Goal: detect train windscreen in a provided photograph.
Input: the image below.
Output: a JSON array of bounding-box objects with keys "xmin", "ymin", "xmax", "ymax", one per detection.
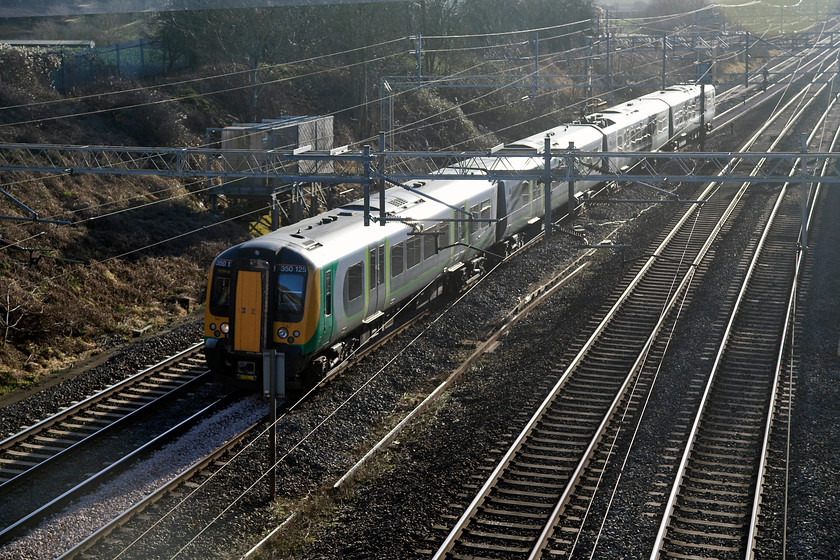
[
  {"xmin": 276, "ymin": 265, "xmax": 307, "ymax": 321},
  {"xmin": 209, "ymin": 265, "xmax": 232, "ymax": 316}
]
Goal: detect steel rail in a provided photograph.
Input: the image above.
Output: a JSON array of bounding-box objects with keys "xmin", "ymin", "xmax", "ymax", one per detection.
[
  {"xmin": 714, "ymin": 23, "xmax": 840, "ymax": 107},
  {"xmin": 240, "ymin": 148, "xmax": 634, "ymax": 558},
  {"xmin": 24, "ymin": 23, "xmax": 840, "ymax": 560},
  {"xmin": 744, "ymin": 92, "xmax": 840, "ymax": 559},
  {"xmin": 432, "ymin": 139, "xmax": 750, "ymax": 560},
  {"xmin": 712, "ymin": 47, "xmax": 839, "ymax": 133},
  {"xmin": 0, "ymin": 342, "xmax": 202, "ymax": 451},
  {"xmin": 0, "ymin": 390, "xmax": 241, "ymax": 545},
  {"xmin": 649, "ymin": 89, "xmax": 840, "ymax": 560},
  {"xmin": 714, "ymin": 28, "xmax": 837, "ymax": 106},
  {"xmin": 590, "ymin": 77, "xmax": 834, "ymax": 559},
  {"xmin": 56, "ymin": 396, "xmax": 260, "ymax": 560},
  {"xmin": 433, "ymin": 53, "xmax": 831, "ymax": 559},
  {"xmin": 648, "ymin": 180, "xmax": 787, "ymax": 560},
  {"xmin": 527, "ymin": 92, "xmax": 815, "ymax": 554},
  {"xmin": 333, "ymin": 259, "xmax": 594, "ymax": 491},
  {"xmin": 61, "ymin": 261, "xmax": 495, "ymax": 557},
  {"xmin": 0, "ymin": 342, "xmax": 206, "ymax": 490},
  {"xmin": 526, "ymin": 180, "xmax": 758, "ymax": 559}
]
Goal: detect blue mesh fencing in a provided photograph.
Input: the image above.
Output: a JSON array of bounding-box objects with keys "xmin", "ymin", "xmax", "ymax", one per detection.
[{"xmin": 53, "ymin": 38, "xmax": 187, "ymax": 92}]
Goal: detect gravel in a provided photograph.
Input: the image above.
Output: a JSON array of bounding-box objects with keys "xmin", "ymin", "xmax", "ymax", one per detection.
[
  {"xmin": 259, "ymin": 95, "xmax": 840, "ymax": 558},
  {"xmin": 1, "ymin": 396, "xmax": 266, "ymax": 560},
  {"xmin": 4, "ymin": 88, "xmax": 838, "ymax": 560},
  {"xmin": 0, "ymin": 319, "xmax": 203, "ymax": 440},
  {"xmin": 0, "ymin": 176, "xmax": 664, "ymax": 559}
]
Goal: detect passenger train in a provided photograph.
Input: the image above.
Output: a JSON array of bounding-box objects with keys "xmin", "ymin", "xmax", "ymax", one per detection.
[{"xmin": 203, "ymin": 84, "xmax": 715, "ymax": 386}]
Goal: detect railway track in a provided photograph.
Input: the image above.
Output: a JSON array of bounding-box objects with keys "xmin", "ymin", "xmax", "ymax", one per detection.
[
  {"xmin": 649, "ymin": 157, "xmax": 801, "ymax": 560},
  {"xmin": 432, "ymin": 50, "xmax": 835, "ymax": 560},
  {"xmin": 649, "ymin": 84, "xmax": 840, "ymax": 560},
  {"xmin": 41, "ymin": 295, "xmax": 441, "ymax": 558},
  {"xmin": 713, "ymin": 30, "xmax": 840, "ymax": 131},
  {"xmin": 0, "ymin": 343, "xmax": 207, "ymax": 490},
  {"xmin": 55, "ymin": 405, "xmax": 265, "ymax": 560},
  {"xmin": 433, "ymin": 174, "xmax": 745, "ymax": 560},
  {"xmin": 6, "ymin": 29, "xmax": 839, "ymax": 560},
  {"xmin": 49, "ymin": 204, "xmax": 591, "ymax": 559},
  {"xmin": 0, "ymin": 342, "xmax": 239, "ymax": 545}
]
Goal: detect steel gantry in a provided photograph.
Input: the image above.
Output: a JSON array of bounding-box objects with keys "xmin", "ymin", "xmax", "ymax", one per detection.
[
  {"xmin": 0, "ymin": 142, "xmax": 835, "ymax": 243},
  {"xmin": 2, "ymin": 143, "xmax": 837, "ymax": 185}
]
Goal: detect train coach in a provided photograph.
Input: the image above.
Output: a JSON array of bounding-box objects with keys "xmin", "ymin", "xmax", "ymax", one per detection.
[{"xmin": 203, "ymin": 84, "xmax": 714, "ymax": 386}]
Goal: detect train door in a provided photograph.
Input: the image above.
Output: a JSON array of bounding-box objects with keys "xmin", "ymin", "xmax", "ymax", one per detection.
[
  {"xmin": 367, "ymin": 243, "xmax": 386, "ymax": 317},
  {"xmin": 495, "ymin": 182, "xmax": 508, "ymax": 242},
  {"xmin": 453, "ymin": 204, "xmax": 468, "ymax": 259},
  {"xmin": 233, "ymin": 266, "xmax": 267, "ymax": 353},
  {"xmin": 530, "ymin": 180, "xmax": 543, "ymax": 217}
]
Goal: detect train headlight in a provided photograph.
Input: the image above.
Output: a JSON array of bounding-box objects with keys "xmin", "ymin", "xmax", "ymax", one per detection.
[
  {"xmin": 209, "ymin": 323, "xmax": 217, "ymax": 331},
  {"xmin": 277, "ymin": 327, "xmax": 289, "ymax": 339},
  {"xmin": 220, "ymin": 322, "xmax": 230, "ymax": 334},
  {"xmin": 293, "ymin": 330, "xmax": 300, "ymax": 337}
]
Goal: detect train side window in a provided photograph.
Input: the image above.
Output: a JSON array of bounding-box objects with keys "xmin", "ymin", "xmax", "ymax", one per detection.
[
  {"xmin": 407, "ymin": 236, "xmax": 421, "ymax": 269},
  {"xmin": 424, "ymin": 224, "xmax": 438, "ymax": 258},
  {"xmin": 480, "ymin": 199, "xmax": 492, "ymax": 220},
  {"xmin": 456, "ymin": 206, "xmax": 467, "ymax": 242},
  {"xmin": 325, "ymin": 270, "xmax": 332, "ymax": 316},
  {"xmin": 368, "ymin": 245, "xmax": 385, "ymax": 291},
  {"xmin": 377, "ymin": 244, "xmax": 385, "ymax": 285},
  {"xmin": 520, "ymin": 181, "xmax": 529, "ymax": 207},
  {"xmin": 391, "ymin": 242, "xmax": 404, "ymax": 277},
  {"xmin": 469, "ymin": 204, "xmax": 480, "ymax": 242},
  {"xmin": 346, "ymin": 262, "xmax": 363, "ymax": 301}
]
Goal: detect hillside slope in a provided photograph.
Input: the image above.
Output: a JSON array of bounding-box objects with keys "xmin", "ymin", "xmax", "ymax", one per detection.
[
  {"xmin": 0, "ymin": 43, "xmax": 513, "ymax": 393},
  {"xmin": 0, "ymin": 45, "xmax": 251, "ymax": 390}
]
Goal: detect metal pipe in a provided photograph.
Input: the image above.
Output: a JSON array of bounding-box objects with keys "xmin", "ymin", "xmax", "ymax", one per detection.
[{"xmin": 543, "ymin": 136, "xmax": 552, "ymax": 239}]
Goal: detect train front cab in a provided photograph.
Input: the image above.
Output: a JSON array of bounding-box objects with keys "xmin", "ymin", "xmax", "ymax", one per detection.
[{"xmin": 203, "ymin": 247, "xmax": 327, "ymax": 385}]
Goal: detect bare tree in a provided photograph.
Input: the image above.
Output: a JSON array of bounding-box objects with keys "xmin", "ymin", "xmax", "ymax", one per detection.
[{"xmin": 1, "ymin": 279, "xmax": 42, "ymax": 348}]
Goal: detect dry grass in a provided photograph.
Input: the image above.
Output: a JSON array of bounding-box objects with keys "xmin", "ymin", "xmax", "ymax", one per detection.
[
  {"xmin": 0, "ymin": 32, "xmax": 710, "ymax": 394},
  {"xmin": 0, "ymin": 48, "xmax": 252, "ymax": 392}
]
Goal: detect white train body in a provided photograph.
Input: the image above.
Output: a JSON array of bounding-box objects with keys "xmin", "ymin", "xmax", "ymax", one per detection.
[{"xmin": 203, "ymin": 85, "xmax": 715, "ymax": 381}]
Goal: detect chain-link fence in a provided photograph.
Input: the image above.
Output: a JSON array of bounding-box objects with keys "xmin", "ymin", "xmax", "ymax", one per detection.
[{"xmin": 53, "ymin": 38, "xmax": 187, "ymax": 92}]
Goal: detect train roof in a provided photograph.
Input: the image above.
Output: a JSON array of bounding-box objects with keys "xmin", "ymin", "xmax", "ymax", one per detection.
[
  {"xmin": 219, "ymin": 84, "xmax": 717, "ymax": 267},
  {"xmin": 639, "ymin": 84, "xmax": 713, "ymax": 107},
  {"xmin": 583, "ymin": 97, "xmax": 670, "ymax": 130},
  {"xmin": 579, "ymin": 84, "xmax": 712, "ymax": 131},
  {"xmin": 505, "ymin": 123, "xmax": 604, "ymax": 152},
  {"xmin": 437, "ymin": 124, "xmax": 603, "ymax": 174},
  {"xmin": 232, "ymin": 176, "xmax": 496, "ymax": 266}
]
